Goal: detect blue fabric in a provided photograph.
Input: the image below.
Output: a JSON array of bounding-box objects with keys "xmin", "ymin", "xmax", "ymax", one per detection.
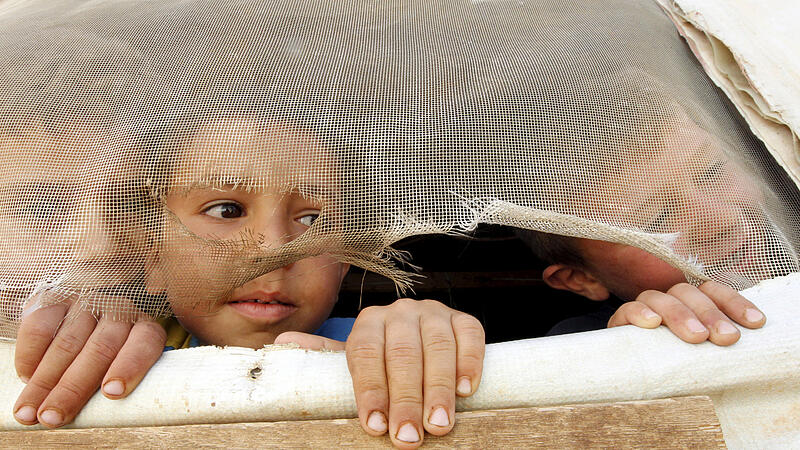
[
  {"xmin": 188, "ymin": 334, "xmax": 203, "ymax": 348},
  {"xmin": 312, "ymin": 317, "xmax": 355, "ymax": 342}
]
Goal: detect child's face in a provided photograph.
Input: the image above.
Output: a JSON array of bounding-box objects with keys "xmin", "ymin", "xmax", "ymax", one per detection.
[
  {"xmin": 150, "ymin": 118, "xmax": 349, "ymax": 348},
  {"xmin": 0, "ymin": 121, "xmax": 149, "ymax": 327},
  {"xmin": 575, "ymin": 238, "xmax": 684, "ymax": 301},
  {"xmin": 576, "ymin": 119, "xmax": 775, "ymax": 299}
]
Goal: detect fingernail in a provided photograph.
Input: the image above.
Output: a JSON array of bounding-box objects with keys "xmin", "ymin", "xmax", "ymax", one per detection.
[
  {"xmin": 429, "ymin": 407, "xmax": 449, "ymax": 427},
  {"xmin": 103, "ymin": 379, "xmax": 125, "ymax": 397},
  {"xmin": 717, "ymin": 321, "xmax": 739, "ymax": 335},
  {"xmin": 457, "ymin": 377, "xmax": 472, "ymax": 396},
  {"xmin": 367, "ymin": 411, "xmax": 387, "ymax": 433},
  {"xmin": 396, "ymin": 423, "xmax": 420, "ymax": 443},
  {"xmin": 19, "ymin": 375, "xmax": 30, "ymax": 384},
  {"xmin": 643, "ymin": 308, "xmax": 659, "ymax": 320},
  {"xmin": 39, "ymin": 409, "xmax": 63, "ymax": 427},
  {"xmin": 14, "ymin": 406, "xmax": 37, "ymax": 423},
  {"xmin": 745, "ymin": 308, "xmax": 764, "ymax": 323},
  {"xmin": 687, "ymin": 318, "xmax": 707, "ymax": 334}
]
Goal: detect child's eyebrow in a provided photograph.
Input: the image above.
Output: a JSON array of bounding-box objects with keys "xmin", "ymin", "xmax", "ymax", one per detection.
[
  {"xmin": 686, "ymin": 138, "xmax": 719, "ymax": 164},
  {"xmin": 183, "ymin": 173, "xmax": 335, "ymax": 199},
  {"xmin": 294, "ymin": 182, "xmax": 335, "ymax": 200}
]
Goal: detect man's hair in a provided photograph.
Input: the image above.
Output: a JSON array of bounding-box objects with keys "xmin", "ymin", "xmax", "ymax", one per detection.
[{"xmin": 514, "ymin": 228, "xmax": 586, "ymax": 268}]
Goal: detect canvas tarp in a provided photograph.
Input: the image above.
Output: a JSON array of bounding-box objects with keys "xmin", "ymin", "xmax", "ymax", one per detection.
[{"xmin": 656, "ymin": 0, "xmax": 800, "ymax": 189}]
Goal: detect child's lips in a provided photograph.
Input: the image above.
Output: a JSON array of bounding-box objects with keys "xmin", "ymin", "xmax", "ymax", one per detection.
[{"xmin": 226, "ymin": 291, "xmax": 297, "ymax": 322}]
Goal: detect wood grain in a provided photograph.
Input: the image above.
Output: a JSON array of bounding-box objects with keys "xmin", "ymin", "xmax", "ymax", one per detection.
[{"xmin": 1, "ymin": 396, "xmax": 725, "ymax": 448}]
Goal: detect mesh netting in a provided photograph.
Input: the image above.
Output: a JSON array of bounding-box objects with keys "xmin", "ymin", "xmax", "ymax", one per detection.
[{"xmin": 1, "ymin": 0, "xmax": 798, "ymax": 340}]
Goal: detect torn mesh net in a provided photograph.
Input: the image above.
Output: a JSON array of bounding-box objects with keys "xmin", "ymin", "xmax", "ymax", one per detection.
[{"xmin": 1, "ymin": 0, "xmax": 798, "ymax": 339}]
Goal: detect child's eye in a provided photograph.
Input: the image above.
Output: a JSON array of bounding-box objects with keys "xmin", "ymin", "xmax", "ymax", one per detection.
[
  {"xmin": 297, "ymin": 213, "xmax": 319, "ymax": 227},
  {"xmin": 694, "ymin": 160, "xmax": 727, "ymax": 186},
  {"xmin": 19, "ymin": 198, "xmax": 70, "ymax": 221},
  {"xmin": 644, "ymin": 209, "xmax": 671, "ymax": 233},
  {"xmin": 7, "ymin": 183, "xmax": 72, "ymax": 223},
  {"xmin": 203, "ymin": 202, "xmax": 244, "ymax": 219}
]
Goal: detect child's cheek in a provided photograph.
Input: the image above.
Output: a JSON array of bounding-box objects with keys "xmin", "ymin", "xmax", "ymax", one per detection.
[
  {"xmin": 290, "ymin": 257, "xmax": 344, "ymax": 314},
  {"xmin": 623, "ymin": 246, "xmax": 686, "ymax": 291},
  {"xmin": 173, "ymin": 310, "xmax": 225, "ymax": 346}
]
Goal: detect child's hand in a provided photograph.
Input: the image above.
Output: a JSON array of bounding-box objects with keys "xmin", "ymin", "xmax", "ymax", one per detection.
[
  {"xmin": 607, "ymin": 281, "xmax": 766, "ymax": 346},
  {"xmin": 13, "ymin": 295, "xmax": 166, "ymax": 428},
  {"xmin": 276, "ymin": 299, "xmax": 485, "ymax": 449}
]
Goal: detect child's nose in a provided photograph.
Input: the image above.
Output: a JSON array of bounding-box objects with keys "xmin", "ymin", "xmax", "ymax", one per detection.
[
  {"xmin": 251, "ymin": 208, "xmax": 295, "ymax": 249},
  {"xmin": 248, "ymin": 209, "xmax": 299, "ymax": 274},
  {"xmin": 681, "ymin": 190, "xmax": 744, "ymax": 259}
]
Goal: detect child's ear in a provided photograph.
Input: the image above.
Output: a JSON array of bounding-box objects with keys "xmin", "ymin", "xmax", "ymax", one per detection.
[
  {"xmin": 541, "ymin": 264, "xmax": 610, "ymax": 301},
  {"xmin": 144, "ymin": 252, "xmax": 167, "ymax": 295}
]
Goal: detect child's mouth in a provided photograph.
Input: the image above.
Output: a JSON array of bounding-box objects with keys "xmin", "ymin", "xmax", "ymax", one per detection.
[
  {"xmin": 229, "ymin": 299, "xmax": 289, "ymax": 305},
  {"xmin": 226, "ymin": 295, "xmax": 297, "ymax": 322}
]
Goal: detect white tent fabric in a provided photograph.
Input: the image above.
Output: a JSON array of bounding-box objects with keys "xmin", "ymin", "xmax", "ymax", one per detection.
[
  {"xmin": 2, "ymin": 273, "xmax": 799, "ymax": 447},
  {"xmin": 656, "ymin": 0, "xmax": 800, "ymax": 188}
]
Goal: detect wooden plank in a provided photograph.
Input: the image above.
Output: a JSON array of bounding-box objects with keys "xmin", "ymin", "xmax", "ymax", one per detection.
[{"xmin": 1, "ymin": 396, "xmax": 725, "ymax": 449}]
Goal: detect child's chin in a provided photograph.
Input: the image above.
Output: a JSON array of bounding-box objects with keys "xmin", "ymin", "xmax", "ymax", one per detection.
[{"xmin": 230, "ymin": 329, "xmax": 289, "ymax": 349}]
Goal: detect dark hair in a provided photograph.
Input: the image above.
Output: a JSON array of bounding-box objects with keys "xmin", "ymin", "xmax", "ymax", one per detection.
[{"xmin": 514, "ymin": 228, "xmax": 585, "ymax": 268}]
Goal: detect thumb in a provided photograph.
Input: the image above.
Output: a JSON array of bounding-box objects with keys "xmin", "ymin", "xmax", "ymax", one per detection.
[
  {"xmin": 607, "ymin": 301, "xmax": 662, "ymax": 329},
  {"xmin": 274, "ymin": 331, "xmax": 346, "ymax": 351}
]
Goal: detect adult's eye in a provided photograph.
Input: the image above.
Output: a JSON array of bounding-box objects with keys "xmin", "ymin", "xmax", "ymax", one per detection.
[
  {"xmin": 203, "ymin": 202, "xmax": 244, "ymax": 219},
  {"xmin": 297, "ymin": 213, "xmax": 319, "ymax": 227}
]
